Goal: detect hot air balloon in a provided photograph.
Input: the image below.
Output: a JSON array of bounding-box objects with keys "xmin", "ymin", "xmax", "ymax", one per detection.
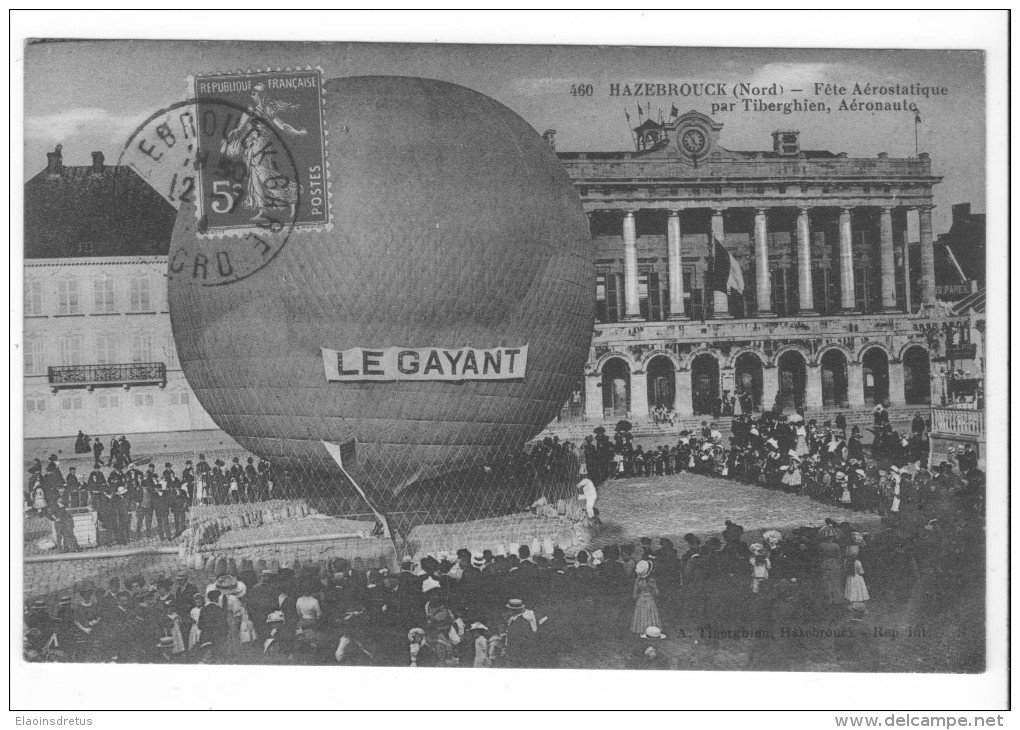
[{"xmin": 168, "ymin": 76, "xmax": 594, "ymax": 532}]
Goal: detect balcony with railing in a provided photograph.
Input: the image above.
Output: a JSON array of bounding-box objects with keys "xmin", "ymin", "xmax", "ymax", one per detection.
[
  {"xmin": 930, "ymin": 406, "xmax": 984, "ymax": 439},
  {"xmin": 48, "ymin": 362, "xmax": 167, "ymax": 392}
]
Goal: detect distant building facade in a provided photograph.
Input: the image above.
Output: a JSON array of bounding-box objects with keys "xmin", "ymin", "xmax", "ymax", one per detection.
[
  {"xmin": 24, "ymin": 117, "xmax": 982, "ymax": 440},
  {"xmin": 555, "ymin": 111, "xmax": 969, "ymax": 420},
  {"xmin": 23, "ymin": 147, "xmax": 216, "ymax": 439}
]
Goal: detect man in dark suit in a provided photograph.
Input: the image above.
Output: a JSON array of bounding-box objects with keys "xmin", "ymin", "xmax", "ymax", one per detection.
[
  {"xmin": 512, "ymin": 544, "xmax": 539, "ymax": 604},
  {"xmin": 197, "ymin": 590, "xmax": 227, "ymax": 662},
  {"xmin": 153, "ymin": 479, "xmax": 172, "ymax": 541},
  {"xmin": 395, "ymin": 559, "xmax": 422, "ymax": 632},
  {"xmin": 958, "ymin": 444, "xmax": 978, "ymax": 474},
  {"xmin": 245, "ymin": 570, "xmax": 276, "ymax": 639},
  {"xmin": 171, "ymin": 572, "xmax": 199, "ymax": 616},
  {"xmin": 111, "ymin": 486, "xmax": 131, "ymax": 545},
  {"xmin": 456, "ymin": 552, "xmax": 484, "ymax": 620},
  {"xmin": 138, "ymin": 468, "xmax": 156, "ymax": 539}
]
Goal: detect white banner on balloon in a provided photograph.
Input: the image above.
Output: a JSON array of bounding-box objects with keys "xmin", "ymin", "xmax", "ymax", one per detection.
[{"xmin": 321, "ymin": 345, "xmax": 529, "ymax": 382}]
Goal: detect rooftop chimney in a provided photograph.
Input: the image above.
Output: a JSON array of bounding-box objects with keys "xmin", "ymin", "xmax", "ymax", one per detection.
[
  {"xmin": 771, "ymin": 129, "xmax": 800, "ymax": 156},
  {"xmin": 542, "ymin": 129, "xmax": 557, "ymax": 151},
  {"xmin": 91, "ymin": 151, "xmax": 105, "ymax": 175},
  {"xmin": 45, "ymin": 144, "xmax": 63, "ymax": 178}
]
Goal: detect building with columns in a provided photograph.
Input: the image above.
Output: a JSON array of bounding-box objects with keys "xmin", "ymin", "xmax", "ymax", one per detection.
[
  {"xmin": 23, "ymin": 127, "xmax": 978, "ymax": 440},
  {"xmin": 557, "ymin": 111, "xmax": 954, "ymax": 421}
]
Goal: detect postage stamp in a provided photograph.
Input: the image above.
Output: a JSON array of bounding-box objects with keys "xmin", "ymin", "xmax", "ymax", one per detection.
[{"xmin": 190, "ymin": 67, "xmax": 330, "ymax": 234}]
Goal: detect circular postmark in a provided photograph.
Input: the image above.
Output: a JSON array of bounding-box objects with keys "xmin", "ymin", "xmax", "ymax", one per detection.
[{"xmin": 117, "ymin": 98, "xmax": 302, "ymax": 286}]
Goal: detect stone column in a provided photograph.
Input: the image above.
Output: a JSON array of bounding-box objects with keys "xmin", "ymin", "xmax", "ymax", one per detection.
[
  {"xmin": 903, "ymin": 236, "xmax": 913, "ymax": 314},
  {"xmin": 584, "ymin": 373, "xmax": 603, "ymax": 421},
  {"xmin": 754, "ymin": 208, "xmax": 774, "ymax": 316},
  {"xmin": 710, "ymin": 208, "xmax": 731, "ymax": 318},
  {"xmin": 630, "ymin": 369, "xmax": 649, "ymax": 419},
  {"xmin": 887, "ymin": 360, "xmax": 906, "ymax": 406},
  {"xmin": 796, "ymin": 207, "xmax": 816, "ymax": 314},
  {"xmin": 667, "ymin": 211, "xmax": 685, "ymax": 319},
  {"xmin": 805, "ymin": 364, "xmax": 824, "ymax": 410},
  {"xmin": 919, "ymin": 205, "xmax": 936, "ymax": 305},
  {"xmin": 847, "ymin": 362, "xmax": 865, "ymax": 408},
  {"xmin": 879, "ymin": 206, "xmax": 898, "ymax": 311},
  {"xmin": 838, "ymin": 207, "xmax": 857, "ymax": 312},
  {"xmin": 762, "ymin": 366, "xmax": 779, "ymax": 410},
  {"xmin": 674, "ymin": 368, "xmax": 693, "ymax": 417},
  {"xmin": 622, "ymin": 211, "xmax": 643, "ymax": 320}
]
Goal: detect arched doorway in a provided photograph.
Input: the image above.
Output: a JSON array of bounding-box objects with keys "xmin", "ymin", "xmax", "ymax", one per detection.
[
  {"xmin": 861, "ymin": 347, "xmax": 890, "ymax": 406},
  {"xmin": 820, "ymin": 349, "xmax": 849, "ymax": 408},
  {"xmin": 691, "ymin": 353, "xmax": 720, "ymax": 416},
  {"xmin": 734, "ymin": 352, "xmax": 764, "ymax": 414},
  {"xmin": 902, "ymin": 346, "xmax": 931, "ymax": 405},
  {"xmin": 646, "ymin": 356, "xmax": 676, "ymax": 410},
  {"xmin": 601, "ymin": 358, "xmax": 631, "ymax": 417},
  {"xmin": 777, "ymin": 350, "xmax": 807, "ymax": 411}
]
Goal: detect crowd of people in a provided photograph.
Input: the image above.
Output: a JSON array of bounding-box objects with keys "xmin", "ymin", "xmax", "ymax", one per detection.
[
  {"xmin": 578, "ymin": 406, "xmax": 983, "ymax": 515},
  {"xmin": 25, "ymin": 452, "xmax": 294, "ymax": 551},
  {"xmin": 23, "ymin": 482, "xmax": 981, "ymax": 669},
  {"xmin": 24, "ymin": 406, "xmax": 984, "ymax": 668}
]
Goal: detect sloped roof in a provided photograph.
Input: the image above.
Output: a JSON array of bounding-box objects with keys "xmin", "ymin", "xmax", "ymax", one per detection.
[
  {"xmin": 24, "ymin": 162, "xmax": 176, "ymax": 259},
  {"xmin": 632, "ymin": 118, "xmax": 663, "ymax": 133},
  {"xmin": 950, "ymin": 289, "xmax": 985, "ymax": 316}
]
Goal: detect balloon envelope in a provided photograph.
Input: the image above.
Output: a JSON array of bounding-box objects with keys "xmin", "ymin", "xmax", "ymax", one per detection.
[{"xmin": 169, "ymin": 76, "xmax": 595, "ymax": 500}]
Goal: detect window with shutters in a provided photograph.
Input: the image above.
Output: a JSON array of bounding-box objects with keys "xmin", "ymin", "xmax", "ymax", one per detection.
[
  {"xmin": 94, "ymin": 276, "xmax": 116, "ymax": 313},
  {"xmin": 95, "ymin": 335, "xmax": 120, "ymax": 364},
  {"xmin": 26, "ymin": 398, "xmax": 47, "ymax": 413},
  {"xmin": 24, "ymin": 280, "xmax": 44, "ymax": 316},
  {"xmin": 129, "ymin": 278, "xmax": 152, "ymax": 312},
  {"xmin": 57, "ymin": 280, "xmax": 81, "ymax": 315},
  {"xmin": 130, "ymin": 331, "xmax": 153, "ymax": 363},
  {"xmin": 98, "ymin": 394, "xmax": 121, "ymax": 409},
  {"xmin": 24, "ymin": 338, "xmax": 46, "ymax": 375},
  {"xmin": 58, "ymin": 336, "xmax": 83, "ymax": 366}
]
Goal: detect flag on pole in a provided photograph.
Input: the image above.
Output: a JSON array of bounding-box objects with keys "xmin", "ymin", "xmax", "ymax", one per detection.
[
  {"xmin": 670, "ymin": 103, "xmax": 679, "ymax": 118},
  {"xmin": 624, "ymin": 108, "xmax": 630, "ymax": 122},
  {"xmin": 915, "ymin": 110, "xmax": 922, "ymax": 124},
  {"xmin": 712, "ymin": 239, "xmax": 745, "ymax": 295},
  {"xmin": 637, "ymin": 104, "xmax": 643, "ymax": 119}
]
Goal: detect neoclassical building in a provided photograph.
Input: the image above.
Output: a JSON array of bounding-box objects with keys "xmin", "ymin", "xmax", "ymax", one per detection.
[{"xmin": 555, "ymin": 111, "xmax": 949, "ymax": 420}]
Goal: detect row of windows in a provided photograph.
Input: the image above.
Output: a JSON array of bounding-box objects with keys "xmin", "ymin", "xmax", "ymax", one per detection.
[
  {"xmin": 23, "ymin": 334, "xmax": 178, "ymax": 375},
  {"xmin": 25, "ymin": 391, "xmax": 189, "ymax": 413},
  {"xmin": 24, "ymin": 276, "xmax": 166, "ymax": 317}
]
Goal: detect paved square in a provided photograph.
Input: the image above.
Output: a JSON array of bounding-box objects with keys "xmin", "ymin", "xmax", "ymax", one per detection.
[{"xmin": 592, "ymin": 472, "xmax": 877, "ymax": 546}]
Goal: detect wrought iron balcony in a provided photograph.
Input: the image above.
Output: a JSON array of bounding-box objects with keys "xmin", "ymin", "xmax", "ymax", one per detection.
[{"xmin": 48, "ymin": 362, "xmax": 167, "ymax": 392}]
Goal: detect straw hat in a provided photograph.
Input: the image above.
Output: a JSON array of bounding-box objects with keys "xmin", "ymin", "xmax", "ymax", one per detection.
[
  {"xmin": 506, "ymin": 598, "xmax": 526, "ymax": 611},
  {"xmin": 641, "ymin": 626, "xmax": 666, "ymax": 640},
  {"xmin": 635, "ymin": 560, "xmax": 653, "ymax": 578},
  {"xmin": 214, "ymin": 575, "xmax": 247, "ymax": 599}
]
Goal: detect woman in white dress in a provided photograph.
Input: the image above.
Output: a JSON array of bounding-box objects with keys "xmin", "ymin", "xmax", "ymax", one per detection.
[{"xmin": 844, "ymin": 544, "xmax": 870, "ymax": 614}]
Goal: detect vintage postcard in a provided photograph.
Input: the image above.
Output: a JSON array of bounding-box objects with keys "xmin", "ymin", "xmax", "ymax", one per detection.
[{"xmin": 12, "ymin": 11, "xmax": 1007, "ymax": 715}]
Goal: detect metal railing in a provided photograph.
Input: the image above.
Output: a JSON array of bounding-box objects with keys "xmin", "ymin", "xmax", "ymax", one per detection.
[
  {"xmin": 48, "ymin": 362, "xmax": 167, "ymax": 391},
  {"xmin": 930, "ymin": 406, "xmax": 984, "ymax": 438}
]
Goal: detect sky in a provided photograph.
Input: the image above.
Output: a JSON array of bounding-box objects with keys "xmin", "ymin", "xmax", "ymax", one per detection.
[{"xmin": 24, "ymin": 42, "xmax": 984, "ymax": 233}]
